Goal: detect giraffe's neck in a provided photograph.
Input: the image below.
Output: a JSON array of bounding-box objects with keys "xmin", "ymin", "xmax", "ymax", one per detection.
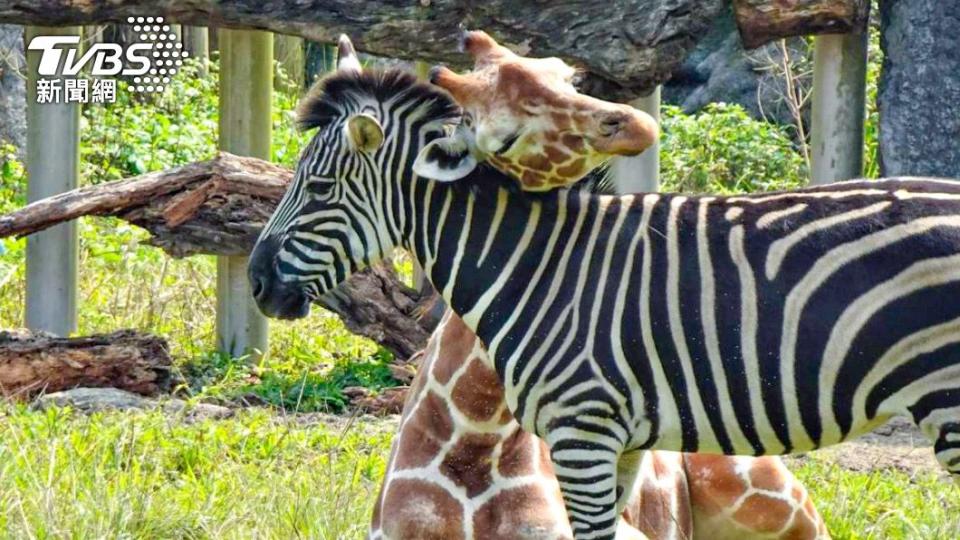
[
  {"xmin": 370, "ymin": 312, "xmax": 830, "ymax": 540},
  {"xmin": 369, "ymin": 312, "xmax": 571, "ymax": 540}
]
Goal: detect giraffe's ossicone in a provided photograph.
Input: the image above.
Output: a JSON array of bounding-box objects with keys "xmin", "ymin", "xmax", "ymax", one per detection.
[
  {"xmin": 413, "ymin": 30, "xmax": 659, "ymax": 191},
  {"xmin": 370, "ymin": 312, "xmax": 830, "ymax": 540}
]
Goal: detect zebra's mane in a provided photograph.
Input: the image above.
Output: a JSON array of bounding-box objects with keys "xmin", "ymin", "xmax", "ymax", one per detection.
[
  {"xmin": 296, "ymin": 68, "xmax": 462, "ymax": 131},
  {"xmin": 296, "ymin": 66, "xmax": 614, "ymax": 198}
]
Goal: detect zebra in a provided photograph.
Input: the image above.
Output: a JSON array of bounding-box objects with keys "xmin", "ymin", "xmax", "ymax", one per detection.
[{"xmin": 249, "ymin": 37, "xmax": 960, "ymax": 540}]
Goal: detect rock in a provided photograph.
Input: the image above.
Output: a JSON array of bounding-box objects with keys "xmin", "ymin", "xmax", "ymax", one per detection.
[
  {"xmin": 387, "ymin": 363, "xmax": 417, "ymax": 385},
  {"xmin": 350, "ymin": 386, "xmax": 409, "ymax": 416},
  {"xmin": 35, "ymin": 387, "xmax": 234, "ymax": 420},
  {"xmin": 0, "ymin": 24, "xmax": 25, "ymax": 152},
  {"xmin": 878, "ymin": 0, "xmax": 960, "ymax": 177},
  {"xmin": 662, "ymin": 6, "xmax": 810, "ymax": 126},
  {"xmin": 161, "ymin": 399, "xmax": 234, "ymax": 420},
  {"xmin": 36, "ymin": 387, "xmax": 152, "ymax": 412}
]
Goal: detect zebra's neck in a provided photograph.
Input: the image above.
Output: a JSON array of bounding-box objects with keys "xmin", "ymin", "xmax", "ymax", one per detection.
[{"xmin": 401, "ymin": 173, "xmax": 624, "ymax": 359}]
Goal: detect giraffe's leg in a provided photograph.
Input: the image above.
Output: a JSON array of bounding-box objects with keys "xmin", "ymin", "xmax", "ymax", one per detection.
[
  {"xmin": 614, "ymin": 449, "xmax": 644, "ymax": 513},
  {"xmin": 548, "ymin": 442, "xmax": 621, "ymax": 540}
]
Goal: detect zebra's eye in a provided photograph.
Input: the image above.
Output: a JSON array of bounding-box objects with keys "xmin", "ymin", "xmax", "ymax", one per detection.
[
  {"xmin": 306, "ymin": 175, "xmax": 335, "ymax": 194},
  {"xmin": 424, "ymin": 129, "xmax": 445, "ymax": 144}
]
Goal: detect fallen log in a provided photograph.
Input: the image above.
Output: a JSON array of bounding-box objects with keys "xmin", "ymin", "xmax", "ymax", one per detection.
[
  {"xmin": 0, "ymin": 329, "xmax": 174, "ymax": 398},
  {"xmin": 0, "ymin": 153, "xmax": 438, "ymax": 360},
  {"xmin": 0, "ymin": 153, "xmax": 289, "ymax": 257},
  {"xmin": 732, "ymin": 0, "xmax": 870, "ymax": 49},
  {"xmin": 0, "ymin": 0, "xmax": 727, "ymax": 100}
]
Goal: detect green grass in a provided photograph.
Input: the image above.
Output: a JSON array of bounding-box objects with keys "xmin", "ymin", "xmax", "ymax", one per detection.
[
  {"xmin": 0, "ymin": 405, "xmax": 956, "ymax": 540},
  {"xmin": 0, "ymin": 405, "xmax": 393, "ymax": 539},
  {"xmin": 793, "ymin": 462, "xmax": 960, "ymax": 539}
]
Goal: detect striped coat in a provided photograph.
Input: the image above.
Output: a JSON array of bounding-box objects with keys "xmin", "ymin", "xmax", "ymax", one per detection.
[{"xmin": 249, "ymin": 66, "xmax": 960, "ymax": 539}]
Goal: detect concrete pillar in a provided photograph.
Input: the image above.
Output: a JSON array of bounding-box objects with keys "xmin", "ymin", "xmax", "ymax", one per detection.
[
  {"xmin": 183, "ymin": 26, "xmax": 209, "ymax": 76},
  {"xmin": 274, "ymin": 34, "xmax": 304, "ymax": 90},
  {"xmin": 610, "ymin": 87, "xmax": 661, "ymax": 193},
  {"xmin": 217, "ymin": 29, "xmax": 272, "ymax": 358},
  {"xmin": 809, "ymin": 32, "xmax": 868, "ymax": 185},
  {"xmin": 24, "ymin": 26, "xmax": 81, "ymax": 336}
]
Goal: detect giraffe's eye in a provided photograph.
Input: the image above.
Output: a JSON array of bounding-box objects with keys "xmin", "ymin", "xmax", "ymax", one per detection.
[{"xmin": 494, "ymin": 131, "xmax": 521, "ymax": 156}]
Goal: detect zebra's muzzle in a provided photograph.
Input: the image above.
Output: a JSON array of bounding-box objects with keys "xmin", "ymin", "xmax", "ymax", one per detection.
[{"xmin": 248, "ymin": 235, "xmax": 312, "ymax": 320}]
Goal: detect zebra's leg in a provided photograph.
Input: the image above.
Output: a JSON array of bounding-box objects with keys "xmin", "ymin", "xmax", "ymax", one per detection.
[
  {"xmin": 548, "ymin": 442, "xmax": 622, "ymax": 540},
  {"xmin": 934, "ymin": 421, "xmax": 960, "ymax": 486},
  {"xmin": 615, "ymin": 449, "xmax": 644, "ymax": 513},
  {"xmin": 911, "ymin": 403, "xmax": 960, "ymax": 484}
]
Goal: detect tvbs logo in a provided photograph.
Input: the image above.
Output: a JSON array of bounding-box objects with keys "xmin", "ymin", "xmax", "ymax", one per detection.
[{"xmin": 28, "ymin": 16, "xmax": 188, "ymax": 102}]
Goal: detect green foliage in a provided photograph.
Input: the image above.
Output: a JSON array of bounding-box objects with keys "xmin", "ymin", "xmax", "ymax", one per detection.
[
  {"xmin": 80, "ymin": 59, "xmax": 220, "ymax": 183},
  {"xmin": 863, "ymin": 22, "xmax": 883, "ymax": 179},
  {"xmin": 80, "ymin": 57, "xmax": 309, "ymax": 184},
  {"xmin": 183, "ymin": 347, "xmax": 397, "ymax": 413},
  {"xmin": 659, "ymin": 103, "xmax": 808, "ymax": 194},
  {"xmin": 0, "ymin": 143, "xmax": 25, "ymax": 214}
]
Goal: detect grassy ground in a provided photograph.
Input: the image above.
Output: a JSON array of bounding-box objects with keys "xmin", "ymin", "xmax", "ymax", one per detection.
[{"xmin": 0, "ymin": 405, "xmax": 956, "ymax": 540}]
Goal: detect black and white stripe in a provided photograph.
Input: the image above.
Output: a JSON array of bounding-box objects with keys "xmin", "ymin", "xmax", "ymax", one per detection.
[{"xmin": 250, "ymin": 67, "xmax": 960, "ymax": 540}]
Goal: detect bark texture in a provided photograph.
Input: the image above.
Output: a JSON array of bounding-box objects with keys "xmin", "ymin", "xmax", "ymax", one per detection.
[
  {"xmin": 0, "ymin": 153, "xmax": 438, "ymax": 360},
  {"xmin": 0, "ymin": 152, "xmax": 288, "ymax": 257},
  {"xmin": 0, "ymin": 0, "xmax": 728, "ymax": 100},
  {"xmin": 878, "ymin": 0, "xmax": 960, "ymax": 178},
  {"xmin": 0, "ymin": 329, "xmax": 174, "ymax": 397},
  {"xmin": 733, "ymin": 0, "xmax": 870, "ymax": 49}
]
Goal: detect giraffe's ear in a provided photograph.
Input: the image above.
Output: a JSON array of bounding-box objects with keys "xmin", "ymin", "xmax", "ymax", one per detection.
[
  {"xmin": 344, "ymin": 113, "xmax": 384, "ymax": 153},
  {"xmin": 413, "ymin": 125, "xmax": 478, "ymax": 182}
]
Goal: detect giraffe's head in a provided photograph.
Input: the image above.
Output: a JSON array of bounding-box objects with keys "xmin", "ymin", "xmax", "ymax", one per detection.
[{"xmin": 413, "ymin": 30, "xmax": 659, "ymax": 191}]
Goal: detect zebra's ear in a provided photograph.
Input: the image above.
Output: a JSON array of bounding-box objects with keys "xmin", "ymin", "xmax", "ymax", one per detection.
[
  {"xmin": 413, "ymin": 126, "xmax": 478, "ymax": 182},
  {"xmin": 336, "ymin": 34, "xmax": 362, "ymax": 74},
  {"xmin": 345, "ymin": 113, "xmax": 384, "ymax": 153}
]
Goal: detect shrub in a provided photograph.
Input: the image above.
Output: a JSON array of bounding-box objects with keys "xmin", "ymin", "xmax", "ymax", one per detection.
[{"xmin": 659, "ymin": 103, "xmax": 808, "ymax": 194}]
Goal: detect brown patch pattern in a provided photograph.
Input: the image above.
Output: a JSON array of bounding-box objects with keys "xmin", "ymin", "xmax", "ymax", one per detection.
[
  {"xmin": 440, "ymin": 432, "xmax": 499, "ymax": 497},
  {"xmin": 372, "ymin": 313, "xmax": 830, "ymax": 540}
]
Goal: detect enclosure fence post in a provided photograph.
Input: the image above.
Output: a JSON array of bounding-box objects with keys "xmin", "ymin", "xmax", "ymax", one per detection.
[
  {"xmin": 810, "ymin": 32, "xmax": 868, "ymax": 185},
  {"xmin": 24, "ymin": 26, "xmax": 81, "ymax": 336},
  {"xmin": 217, "ymin": 29, "xmax": 272, "ymax": 359},
  {"xmin": 610, "ymin": 86, "xmax": 661, "ymax": 193},
  {"xmin": 183, "ymin": 27, "xmax": 209, "ymax": 76}
]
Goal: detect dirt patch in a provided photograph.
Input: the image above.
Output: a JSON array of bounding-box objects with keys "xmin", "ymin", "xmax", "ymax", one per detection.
[{"xmin": 784, "ymin": 417, "xmax": 944, "ymax": 476}]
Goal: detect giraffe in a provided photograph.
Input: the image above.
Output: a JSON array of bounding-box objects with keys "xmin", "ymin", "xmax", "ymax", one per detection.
[
  {"xmin": 413, "ymin": 30, "xmax": 659, "ymax": 191},
  {"xmin": 370, "ymin": 311, "xmax": 830, "ymax": 540}
]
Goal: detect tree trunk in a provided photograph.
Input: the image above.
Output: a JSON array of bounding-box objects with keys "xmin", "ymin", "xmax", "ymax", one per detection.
[
  {"xmin": 0, "ymin": 0, "xmax": 729, "ymax": 100},
  {"xmin": 0, "ymin": 329, "xmax": 174, "ymax": 398},
  {"xmin": 0, "ymin": 153, "xmax": 438, "ymax": 360},
  {"xmin": 733, "ymin": 0, "xmax": 870, "ymax": 49}
]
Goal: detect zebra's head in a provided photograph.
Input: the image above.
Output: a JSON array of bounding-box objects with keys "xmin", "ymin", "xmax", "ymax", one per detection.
[{"xmin": 249, "ymin": 35, "xmax": 460, "ymax": 319}]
